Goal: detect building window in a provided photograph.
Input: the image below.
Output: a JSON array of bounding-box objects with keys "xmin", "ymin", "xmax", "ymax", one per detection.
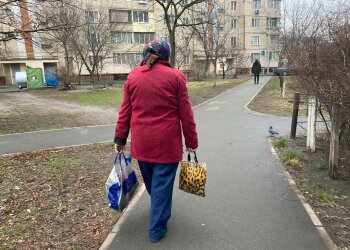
[
  {"xmin": 268, "ymin": 35, "xmax": 279, "ymax": 45},
  {"xmin": 109, "ymin": 10, "xmax": 132, "ymax": 23},
  {"xmin": 251, "ymin": 36, "xmax": 260, "ymax": 45},
  {"xmin": 267, "ymin": 18, "xmax": 280, "ymax": 29},
  {"xmin": 231, "ymin": 1, "xmax": 237, "ymax": 10},
  {"xmin": 113, "ymin": 53, "xmax": 143, "ymax": 65},
  {"xmin": 268, "ymin": 0, "xmax": 281, "ymax": 10},
  {"xmin": 184, "ymin": 37, "xmax": 190, "ymax": 47},
  {"xmin": 85, "ymin": 10, "xmax": 100, "ymax": 23},
  {"xmin": 182, "ymin": 17, "xmax": 189, "ymax": 25},
  {"xmin": 134, "ymin": 32, "xmax": 155, "ymax": 43},
  {"xmin": 111, "ymin": 32, "xmax": 133, "ymax": 43},
  {"xmin": 231, "ymin": 19, "xmax": 237, "ymax": 28},
  {"xmin": 252, "ymin": 18, "xmax": 260, "ymax": 27},
  {"xmin": 252, "ymin": 0, "xmax": 261, "ymax": 10},
  {"xmin": 184, "ymin": 55, "xmax": 190, "ymax": 65},
  {"xmin": 231, "ymin": 36, "xmax": 237, "ymax": 46},
  {"xmin": 87, "ymin": 33, "xmax": 100, "ymax": 45},
  {"xmin": 133, "ymin": 11, "xmax": 149, "ymax": 23},
  {"xmin": 89, "ymin": 56, "xmax": 102, "ymax": 67},
  {"xmin": 251, "ymin": 53, "xmax": 260, "ymax": 62},
  {"xmin": 266, "ymin": 51, "xmax": 279, "ymax": 60}
]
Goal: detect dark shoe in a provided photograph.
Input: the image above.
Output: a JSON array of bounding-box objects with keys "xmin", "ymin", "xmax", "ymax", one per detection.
[{"xmin": 150, "ymin": 232, "xmax": 166, "ymax": 243}]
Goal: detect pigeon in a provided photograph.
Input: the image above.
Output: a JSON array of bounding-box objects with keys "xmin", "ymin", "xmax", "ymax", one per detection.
[{"xmin": 269, "ymin": 126, "xmax": 279, "ymax": 136}]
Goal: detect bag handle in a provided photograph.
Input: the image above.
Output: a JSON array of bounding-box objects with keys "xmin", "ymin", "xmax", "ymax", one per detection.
[
  {"xmin": 113, "ymin": 153, "xmax": 129, "ymax": 168},
  {"xmin": 187, "ymin": 151, "xmax": 198, "ymax": 164}
]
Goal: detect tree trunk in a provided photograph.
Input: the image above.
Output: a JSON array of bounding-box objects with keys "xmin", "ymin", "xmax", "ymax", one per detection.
[
  {"xmin": 329, "ymin": 105, "xmax": 340, "ymax": 179},
  {"xmin": 169, "ymin": 30, "xmax": 176, "ymax": 67},
  {"xmin": 213, "ymin": 59, "xmax": 217, "ymax": 87}
]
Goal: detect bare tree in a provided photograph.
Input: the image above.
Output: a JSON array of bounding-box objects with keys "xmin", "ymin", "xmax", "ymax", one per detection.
[
  {"xmin": 281, "ymin": 0, "xmax": 350, "ymax": 179},
  {"xmin": 0, "ymin": 0, "xmax": 74, "ymax": 43},
  {"xmin": 154, "ymin": 0, "xmax": 206, "ymax": 66}
]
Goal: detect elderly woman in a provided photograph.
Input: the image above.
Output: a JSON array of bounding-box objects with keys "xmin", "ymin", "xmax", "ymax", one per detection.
[{"xmin": 114, "ymin": 40, "xmax": 198, "ymax": 243}]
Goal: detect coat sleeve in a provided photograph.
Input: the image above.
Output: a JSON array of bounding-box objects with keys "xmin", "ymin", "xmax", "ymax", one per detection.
[
  {"xmin": 114, "ymin": 81, "xmax": 132, "ymax": 145},
  {"xmin": 177, "ymin": 73, "xmax": 198, "ymax": 149}
]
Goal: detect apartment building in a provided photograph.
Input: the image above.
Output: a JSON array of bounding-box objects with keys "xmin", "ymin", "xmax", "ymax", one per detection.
[
  {"xmin": 0, "ymin": 0, "xmax": 59, "ymax": 85},
  {"xmin": 0, "ymin": 0, "xmax": 281, "ymax": 85},
  {"xmin": 233, "ymin": 0, "xmax": 281, "ymax": 73}
]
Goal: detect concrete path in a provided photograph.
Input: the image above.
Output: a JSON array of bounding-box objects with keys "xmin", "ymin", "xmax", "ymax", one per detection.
[
  {"xmin": 0, "ymin": 124, "xmax": 115, "ymax": 155},
  {"xmin": 0, "ymin": 77, "xmax": 328, "ymax": 249},
  {"xmin": 105, "ymin": 77, "xmax": 328, "ymax": 250}
]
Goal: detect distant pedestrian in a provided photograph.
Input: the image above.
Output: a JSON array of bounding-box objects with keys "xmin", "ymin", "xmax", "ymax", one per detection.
[
  {"xmin": 252, "ymin": 59, "xmax": 262, "ymax": 84},
  {"xmin": 114, "ymin": 40, "xmax": 198, "ymax": 243}
]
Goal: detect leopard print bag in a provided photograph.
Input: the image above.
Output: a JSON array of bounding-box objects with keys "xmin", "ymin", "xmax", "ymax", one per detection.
[{"xmin": 179, "ymin": 152, "xmax": 207, "ymax": 197}]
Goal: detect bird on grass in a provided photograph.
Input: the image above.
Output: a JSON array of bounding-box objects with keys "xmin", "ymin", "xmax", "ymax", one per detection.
[{"xmin": 269, "ymin": 126, "xmax": 279, "ymax": 136}]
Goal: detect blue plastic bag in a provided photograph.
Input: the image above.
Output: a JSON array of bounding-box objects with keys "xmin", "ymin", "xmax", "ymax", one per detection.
[{"xmin": 106, "ymin": 153, "xmax": 138, "ymax": 212}]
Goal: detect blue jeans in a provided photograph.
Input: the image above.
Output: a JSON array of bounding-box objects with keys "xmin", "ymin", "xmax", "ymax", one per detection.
[{"xmin": 138, "ymin": 161, "xmax": 179, "ymax": 241}]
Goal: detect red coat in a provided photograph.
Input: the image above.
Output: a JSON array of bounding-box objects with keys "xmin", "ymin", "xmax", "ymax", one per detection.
[{"xmin": 115, "ymin": 61, "xmax": 198, "ymax": 163}]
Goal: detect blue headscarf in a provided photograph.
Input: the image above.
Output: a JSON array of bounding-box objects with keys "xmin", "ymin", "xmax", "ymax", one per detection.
[{"xmin": 142, "ymin": 40, "xmax": 170, "ymax": 68}]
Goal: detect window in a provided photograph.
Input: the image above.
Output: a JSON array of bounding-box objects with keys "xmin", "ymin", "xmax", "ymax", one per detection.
[
  {"xmin": 251, "ymin": 53, "xmax": 260, "ymax": 63},
  {"xmin": 134, "ymin": 32, "xmax": 155, "ymax": 43},
  {"xmin": 133, "ymin": 11, "xmax": 148, "ymax": 23},
  {"xmin": 252, "ymin": 18, "xmax": 260, "ymax": 27},
  {"xmin": 266, "ymin": 51, "xmax": 279, "ymax": 60},
  {"xmin": 231, "ymin": 19, "xmax": 237, "ymax": 28},
  {"xmin": 268, "ymin": 35, "xmax": 279, "ymax": 44},
  {"xmin": 164, "ymin": 14, "xmax": 175, "ymax": 24},
  {"xmin": 267, "ymin": 18, "xmax": 280, "ymax": 29},
  {"xmin": 89, "ymin": 56, "xmax": 102, "ymax": 67},
  {"xmin": 113, "ymin": 53, "xmax": 142, "ymax": 65},
  {"xmin": 252, "ymin": 0, "xmax": 261, "ymax": 10},
  {"xmin": 231, "ymin": 1, "xmax": 237, "ymax": 10},
  {"xmin": 231, "ymin": 36, "xmax": 237, "ymax": 46},
  {"xmin": 220, "ymin": 63, "xmax": 224, "ymax": 69},
  {"xmin": 268, "ymin": 0, "xmax": 281, "ymax": 10},
  {"xmin": 87, "ymin": 33, "xmax": 100, "ymax": 45},
  {"xmin": 182, "ymin": 17, "xmax": 189, "ymax": 25},
  {"xmin": 109, "ymin": 10, "xmax": 132, "ymax": 23},
  {"xmin": 184, "ymin": 37, "xmax": 190, "ymax": 47},
  {"xmin": 251, "ymin": 36, "xmax": 260, "ymax": 45},
  {"xmin": 184, "ymin": 55, "xmax": 190, "ymax": 65},
  {"xmin": 111, "ymin": 32, "xmax": 133, "ymax": 43},
  {"xmin": 41, "ymin": 44, "xmax": 52, "ymax": 50},
  {"xmin": 85, "ymin": 10, "xmax": 100, "ymax": 23}
]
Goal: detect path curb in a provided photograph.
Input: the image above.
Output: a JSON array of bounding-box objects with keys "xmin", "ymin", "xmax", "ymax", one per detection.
[
  {"xmin": 268, "ymin": 138, "xmax": 338, "ymax": 250},
  {"xmin": 99, "ymin": 185, "xmax": 146, "ymax": 250}
]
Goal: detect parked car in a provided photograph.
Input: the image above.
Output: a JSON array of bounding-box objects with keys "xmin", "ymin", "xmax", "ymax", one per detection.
[{"xmin": 273, "ymin": 66, "xmax": 295, "ymax": 76}]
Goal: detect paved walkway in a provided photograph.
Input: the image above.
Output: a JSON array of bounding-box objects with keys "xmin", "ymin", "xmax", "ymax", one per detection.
[
  {"xmin": 0, "ymin": 77, "xmax": 328, "ymax": 249},
  {"xmin": 106, "ymin": 77, "xmax": 327, "ymax": 250}
]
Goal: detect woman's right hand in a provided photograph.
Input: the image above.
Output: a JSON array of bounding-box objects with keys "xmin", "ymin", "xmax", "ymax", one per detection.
[{"xmin": 115, "ymin": 144, "xmax": 125, "ymax": 153}]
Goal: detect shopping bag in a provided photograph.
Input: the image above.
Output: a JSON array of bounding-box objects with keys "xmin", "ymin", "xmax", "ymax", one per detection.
[
  {"xmin": 106, "ymin": 153, "xmax": 139, "ymax": 211},
  {"xmin": 179, "ymin": 152, "xmax": 207, "ymax": 197}
]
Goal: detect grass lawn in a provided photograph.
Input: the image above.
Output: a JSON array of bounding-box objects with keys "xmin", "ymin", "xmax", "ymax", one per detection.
[
  {"xmin": 273, "ymin": 136, "xmax": 350, "ymax": 248},
  {"xmin": 0, "ymin": 109, "xmax": 85, "ymax": 135},
  {"xmin": 0, "ymin": 143, "xmax": 141, "ymax": 249},
  {"xmin": 41, "ymin": 88, "xmax": 125, "ymax": 107},
  {"xmin": 35, "ymin": 77, "xmax": 250, "ymax": 108},
  {"xmin": 248, "ymin": 76, "xmax": 307, "ymax": 117}
]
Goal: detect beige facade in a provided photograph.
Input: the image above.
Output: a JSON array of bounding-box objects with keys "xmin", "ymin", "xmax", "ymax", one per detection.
[
  {"xmin": 236, "ymin": 0, "xmax": 281, "ymax": 73},
  {"xmin": 0, "ymin": 0, "xmax": 281, "ymax": 85},
  {"xmin": 0, "ymin": 0, "xmax": 59, "ymax": 85}
]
